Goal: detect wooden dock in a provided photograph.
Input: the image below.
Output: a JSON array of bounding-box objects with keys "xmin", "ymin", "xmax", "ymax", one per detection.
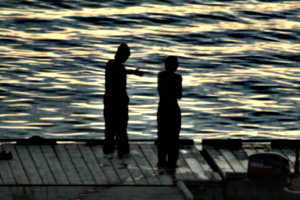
[
  {"xmin": 0, "ymin": 139, "xmax": 221, "ymax": 200},
  {"xmin": 202, "ymin": 139, "xmax": 300, "ymax": 200},
  {"xmin": 2, "ymin": 138, "xmax": 299, "ymax": 199}
]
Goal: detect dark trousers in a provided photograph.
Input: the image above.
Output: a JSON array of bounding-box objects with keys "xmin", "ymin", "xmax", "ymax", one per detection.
[
  {"xmin": 103, "ymin": 101, "xmax": 129, "ymax": 157},
  {"xmin": 157, "ymin": 103, "xmax": 181, "ymax": 167}
]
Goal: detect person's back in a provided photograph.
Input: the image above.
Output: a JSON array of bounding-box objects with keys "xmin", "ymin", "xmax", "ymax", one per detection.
[
  {"xmin": 157, "ymin": 56, "xmax": 182, "ymax": 169},
  {"xmin": 158, "ymin": 71, "xmax": 182, "ymax": 104},
  {"xmin": 104, "ymin": 59, "xmax": 128, "ymax": 105}
]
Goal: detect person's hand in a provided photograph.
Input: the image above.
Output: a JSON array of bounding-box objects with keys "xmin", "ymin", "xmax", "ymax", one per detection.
[{"xmin": 135, "ymin": 68, "xmax": 143, "ymax": 77}]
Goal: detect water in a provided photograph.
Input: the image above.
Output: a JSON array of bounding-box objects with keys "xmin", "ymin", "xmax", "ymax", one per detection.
[{"xmin": 0, "ymin": 0, "xmax": 300, "ymax": 145}]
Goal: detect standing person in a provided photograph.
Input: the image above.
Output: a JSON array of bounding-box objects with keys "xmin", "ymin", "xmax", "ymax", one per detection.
[
  {"xmin": 103, "ymin": 43, "xmax": 142, "ymax": 159},
  {"xmin": 157, "ymin": 56, "xmax": 182, "ymax": 169}
]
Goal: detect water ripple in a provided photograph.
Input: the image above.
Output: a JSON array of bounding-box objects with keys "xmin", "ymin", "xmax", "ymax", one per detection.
[{"xmin": 0, "ymin": 0, "xmax": 300, "ymax": 143}]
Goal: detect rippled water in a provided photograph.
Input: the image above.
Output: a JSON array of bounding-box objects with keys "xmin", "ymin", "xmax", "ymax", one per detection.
[{"xmin": 1, "ymin": 0, "xmax": 300, "ymax": 144}]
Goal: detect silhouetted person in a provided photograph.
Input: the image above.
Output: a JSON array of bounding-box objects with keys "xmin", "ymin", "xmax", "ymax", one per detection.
[
  {"xmin": 157, "ymin": 56, "xmax": 182, "ymax": 168},
  {"xmin": 103, "ymin": 43, "xmax": 142, "ymax": 159}
]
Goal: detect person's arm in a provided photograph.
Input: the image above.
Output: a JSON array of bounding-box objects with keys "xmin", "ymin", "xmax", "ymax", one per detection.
[
  {"xmin": 177, "ymin": 75, "xmax": 182, "ymax": 99},
  {"xmin": 126, "ymin": 68, "xmax": 143, "ymax": 76},
  {"xmin": 157, "ymin": 72, "xmax": 163, "ymax": 97}
]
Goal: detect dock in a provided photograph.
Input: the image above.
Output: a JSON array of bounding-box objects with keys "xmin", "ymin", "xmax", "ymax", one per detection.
[
  {"xmin": 202, "ymin": 139, "xmax": 300, "ymax": 200},
  {"xmin": 1, "ymin": 138, "xmax": 299, "ymax": 200},
  {"xmin": 0, "ymin": 138, "xmax": 221, "ymax": 200}
]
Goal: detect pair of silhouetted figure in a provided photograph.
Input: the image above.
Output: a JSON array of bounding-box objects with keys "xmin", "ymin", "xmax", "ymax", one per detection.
[{"xmin": 103, "ymin": 43, "xmax": 182, "ymax": 169}]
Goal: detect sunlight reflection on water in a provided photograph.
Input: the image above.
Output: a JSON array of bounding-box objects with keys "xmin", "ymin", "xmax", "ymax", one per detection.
[{"xmin": 0, "ymin": 1, "xmax": 300, "ymax": 144}]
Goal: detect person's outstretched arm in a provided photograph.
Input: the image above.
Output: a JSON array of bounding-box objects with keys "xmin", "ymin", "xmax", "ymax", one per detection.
[{"xmin": 126, "ymin": 68, "xmax": 143, "ymax": 76}]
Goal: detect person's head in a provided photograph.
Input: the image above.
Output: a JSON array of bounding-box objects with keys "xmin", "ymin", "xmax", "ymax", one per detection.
[
  {"xmin": 115, "ymin": 43, "xmax": 130, "ymax": 62},
  {"xmin": 165, "ymin": 56, "xmax": 178, "ymax": 73}
]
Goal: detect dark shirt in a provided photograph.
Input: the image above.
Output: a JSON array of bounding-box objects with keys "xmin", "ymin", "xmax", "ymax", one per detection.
[
  {"xmin": 158, "ymin": 71, "xmax": 182, "ymax": 105},
  {"xmin": 104, "ymin": 60, "xmax": 129, "ymax": 104}
]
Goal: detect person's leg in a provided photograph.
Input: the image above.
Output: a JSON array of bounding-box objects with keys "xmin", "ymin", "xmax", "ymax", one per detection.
[
  {"xmin": 157, "ymin": 107, "xmax": 168, "ymax": 167},
  {"xmin": 166, "ymin": 133, "xmax": 179, "ymax": 168},
  {"xmin": 116, "ymin": 105, "xmax": 130, "ymax": 158},
  {"xmin": 103, "ymin": 105, "xmax": 116, "ymax": 155},
  {"xmin": 166, "ymin": 108, "xmax": 181, "ymax": 168},
  {"xmin": 157, "ymin": 131, "xmax": 168, "ymax": 167}
]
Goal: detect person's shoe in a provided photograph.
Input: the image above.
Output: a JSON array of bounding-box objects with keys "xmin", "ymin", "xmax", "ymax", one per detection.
[
  {"xmin": 104, "ymin": 153, "xmax": 113, "ymax": 159},
  {"xmin": 118, "ymin": 153, "xmax": 130, "ymax": 159},
  {"xmin": 166, "ymin": 164, "xmax": 179, "ymax": 169},
  {"xmin": 157, "ymin": 162, "xmax": 166, "ymax": 169}
]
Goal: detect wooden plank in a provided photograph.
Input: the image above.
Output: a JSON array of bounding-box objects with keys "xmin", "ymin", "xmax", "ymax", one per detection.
[
  {"xmin": 280, "ymin": 148, "xmax": 296, "ymax": 166},
  {"xmin": 0, "ymin": 186, "xmax": 186, "ymax": 200},
  {"xmin": 191, "ymin": 146, "xmax": 222, "ymax": 181},
  {"xmin": 150, "ymin": 144, "xmax": 184, "ymax": 180},
  {"xmin": 177, "ymin": 181, "xmax": 194, "ymax": 200},
  {"xmin": 9, "ymin": 186, "xmax": 33, "ymax": 200},
  {"xmin": 253, "ymin": 144, "xmax": 269, "ymax": 153},
  {"xmin": 242, "ymin": 145, "xmax": 257, "ymax": 158},
  {"xmin": 0, "ymin": 145, "xmax": 15, "ymax": 184},
  {"xmin": 91, "ymin": 145, "xmax": 122, "ymax": 185},
  {"xmin": 204, "ymin": 146, "xmax": 233, "ymax": 179},
  {"xmin": 77, "ymin": 144, "xmax": 109, "ymax": 185},
  {"xmin": 15, "ymin": 145, "xmax": 43, "ymax": 184},
  {"xmin": 109, "ymin": 154, "xmax": 135, "ymax": 185},
  {"xmin": 40, "ymin": 145, "xmax": 69, "ymax": 184},
  {"xmin": 53, "ymin": 145, "xmax": 83, "ymax": 185},
  {"xmin": 280, "ymin": 148, "xmax": 296, "ymax": 173},
  {"xmin": 139, "ymin": 144, "xmax": 173, "ymax": 185},
  {"xmin": 2, "ymin": 144, "xmax": 29, "ymax": 185},
  {"xmin": 231, "ymin": 148, "xmax": 249, "ymax": 170},
  {"xmin": 180, "ymin": 147, "xmax": 209, "ymax": 180},
  {"xmin": 131, "ymin": 144, "xmax": 161, "ymax": 185},
  {"xmin": 64, "ymin": 144, "xmax": 96, "ymax": 185},
  {"xmin": 177, "ymin": 150, "xmax": 196, "ymax": 181},
  {"xmin": 27, "ymin": 145, "xmax": 56, "ymax": 184},
  {"xmin": 120, "ymin": 148, "xmax": 148, "ymax": 185},
  {"xmin": 219, "ymin": 149, "xmax": 246, "ymax": 173}
]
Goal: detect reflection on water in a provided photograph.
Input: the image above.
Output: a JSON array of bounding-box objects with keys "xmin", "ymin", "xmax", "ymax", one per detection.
[{"xmin": 0, "ymin": 0, "xmax": 300, "ymax": 144}]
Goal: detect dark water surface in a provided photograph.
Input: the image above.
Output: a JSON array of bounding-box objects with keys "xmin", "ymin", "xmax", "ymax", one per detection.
[{"xmin": 1, "ymin": 0, "xmax": 300, "ymax": 144}]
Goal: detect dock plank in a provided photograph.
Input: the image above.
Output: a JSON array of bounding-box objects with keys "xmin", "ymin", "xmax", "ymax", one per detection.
[
  {"xmin": 242, "ymin": 145, "xmax": 257, "ymax": 158},
  {"xmin": 109, "ymin": 153, "xmax": 135, "ymax": 185},
  {"xmin": 180, "ymin": 147, "xmax": 209, "ymax": 180},
  {"xmin": 204, "ymin": 146, "xmax": 233, "ymax": 179},
  {"xmin": 280, "ymin": 148, "xmax": 296, "ymax": 173},
  {"xmin": 131, "ymin": 144, "xmax": 161, "ymax": 185},
  {"xmin": 177, "ymin": 150, "xmax": 196, "ymax": 181},
  {"xmin": 15, "ymin": 145, "xmax": 43, "ymax": 184},
  {"xmin": 77, "ymin": 144, "xmax": 109, "ymax": 185},
  {"xmin": 191, "ymin": 146, "xmax": 222, "ymax": 180},
  {"xmin": 231, "ymin": 149, "xmax": 249, "ymax": 170},
  {"xmin": 139, "ymin": 144, "xmax": 173, "ymax": 185},
  {"xmin": 281, "ymin": 148, "xmax": 296, "ymax": 165},
  {"xmin": 53, "ymin": 145, "xmax": 83, "ymax": 185},
  {"xmin": 0, "ymin": 145, "xmax": 15, "ymax": 184},
  {"xmin": 65, "ymin": 144, "xmax": 96, "ymax": 185},
  {"xmin": 40, "ymin": 145, "xmax": 69, "ymax": 184},
  {"xmin": 120, "ymin": 148, "xmax": 148, "ymax": 185},
  {"xmin": 266, "ymin": 146, "xmax": 284, "ymax": 155},
  {"xmin": 91, "ymin": 145, "xmax": 121, "ymax": 185},
  {"xmin": 2, "ymin": 144, "xmax": 29, "ymax": 185},
  {"xmin": 27, "ymin": 145, "xmax": 56, "ymax": 185},
  {"xmin": 219, "ymin": 149, "xmax": 246, "ymax": 173},
  {"xmin": 151, "ymin": 144, "xmax": 186, "ymax": 181},
  {"xmin": 253, "ymin": 144, "xmax": 269, "ymax": 153},
  {"xmin": 0, "ymin": 186, "xmax": 187, "ymax": 200}
]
